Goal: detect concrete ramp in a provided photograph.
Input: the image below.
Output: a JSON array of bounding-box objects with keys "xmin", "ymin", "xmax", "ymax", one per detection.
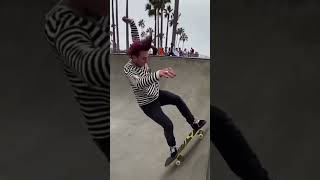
[{"xmin": 110, "ymin": 54, "xmax": 210, "ymax": 180}]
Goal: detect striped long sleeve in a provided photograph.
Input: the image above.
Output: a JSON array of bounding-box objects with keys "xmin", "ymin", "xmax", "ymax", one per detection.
[
  {"xmin": 123, "ymin": 60, "xmax": 161, "ymax": 106},
  {"xmin": 129, "ymin": 20, "xmax": 140, "ymax": 42},
  {"xmin": 44, "ymin": 5, "xmax": 110, "ymax": 140},
  {"xmin": 126, "ymin": 70, "xmax": 160, "ymax": 89},
  {"xmin": 56, "ymin": 27, "xmax": 109, "ymax": 87}
]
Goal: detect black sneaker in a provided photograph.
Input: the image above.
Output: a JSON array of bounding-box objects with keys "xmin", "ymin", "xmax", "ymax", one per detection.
[
  {"xmin": 170, "ymin": 146, "xmax": 178, "ymax": 158},
  {"xmin": 192, "ymin": 119, "xmax": 207, "ymax": 131}
]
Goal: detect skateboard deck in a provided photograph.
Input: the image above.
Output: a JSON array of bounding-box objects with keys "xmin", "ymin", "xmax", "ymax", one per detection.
[{"xmin": 165, "ymin": 126, "xmax": 206, "ymax": 167}]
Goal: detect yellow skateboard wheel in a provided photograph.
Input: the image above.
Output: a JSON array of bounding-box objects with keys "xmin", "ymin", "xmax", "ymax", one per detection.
[{"xmin": 175, "ymin": 160, "xmax": 181, "ymax": 166}]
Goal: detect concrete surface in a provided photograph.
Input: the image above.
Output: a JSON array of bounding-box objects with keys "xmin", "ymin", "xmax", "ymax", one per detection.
[
  {"xmin": 110, "ymin": 54, "xmax": 210, "ymax": 180},
  {"xmin": 212, "ymin": 1, "xmax": 320, "ymax": 180},
  {"xmin": 0, "ymin": 1, "xmax": 108, "ymax": 180}
]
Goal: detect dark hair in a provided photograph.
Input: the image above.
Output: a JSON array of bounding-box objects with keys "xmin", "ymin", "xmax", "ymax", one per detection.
[{"xmin": 127, "ymin": 36, "xmax": 152, "ymax": 57}]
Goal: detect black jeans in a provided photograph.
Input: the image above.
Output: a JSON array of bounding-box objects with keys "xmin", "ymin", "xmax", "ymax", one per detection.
[
  {"xmin": 93, "ymin": 138, "xmax": 110, "ymax": 162},
  {"xmin": 211, "ymin": 106, "xmax": 270, "ymax": 180},
  {"xmin": 141, "ymin": 90, "xmax": 195, "ymax": 147}
]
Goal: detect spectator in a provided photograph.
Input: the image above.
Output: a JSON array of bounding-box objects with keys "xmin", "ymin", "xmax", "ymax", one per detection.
[
  {"xmin": 151, "ymin": 45, "xmax": 158, "ymax": 55},
  {"xmin": 174, "ymin": 48, "xmax": 179, "ymax": 56},
  {"xmin": 170, "ymin": 43, "xmax": 174, "ymax": 50},
  {"xmin": 168, "ymin": 47, "xmax": 175, "ymax": 56},
  {"xmin": 159, "ymin": 47, "xmax": 165, "ymax": 56},
  {"xmin": 179, "ymin": 48, "xmax": 183, "ymax": 56},
  {"xmin": 190, "ymin": 47, "xmax": 194, "ymax": 56}
]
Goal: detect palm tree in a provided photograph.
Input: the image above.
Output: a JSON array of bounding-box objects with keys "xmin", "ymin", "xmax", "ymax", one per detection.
[
  {"xmin": 126, "ymin": 0, "xmax": 129, "ymax": 50},
  {"xmin": 146, "ymin": 27, "xmax": 154, "ymax": 37},
  {"xmin": 138, "ymin": 19, "xmax": 146, "ymax": 38},
  {"xmin": 138, "ymin": 19, "xmax": 146, "ymax": 30},
  {"xmin": 158, "ymin": 33, "xmax": 165, "ymax": 45},
  {"xmin": 180, "ymin": 32, "xmax": 188, "ymax": 49},
  {"xmin": 164, "ymin": 4, "xmax": 173, "ymax": 50},
  {"xmin": 111, "ymin": 0, "xmax": 116, "ymax": 52},
  {"xmin": 157, "ymin": 8, "xmax": 160, "ymax": 48},
  {"xmin": 176, "ymin": 27, "xmax": 184, "ymax": 48},
  {"xmin": 141, "ymin": 31, "xmax": 146, "ymax": 38},
  {"xmin": 169, "ymin": 12, "xmax": 181, "ymax": 47},
  {"xmin": 145, "ymin": 0, "xmax": 158, "ymax": 46},
  {"xmin": 169, "ymin": 12, "xmax": 181, "ymax": 27},
  {"xmin": 138, "ymin": 19, "xmax": 145, "ymax": 28},
  {"xmin": 115, "ymin": 0, "xmax": 120, "ymax": 51},
  {"xmin": 155, "ymin": 2, "xmax": 161, "ymax": 48},
  {"xmin": 171, "ymin": 0, "xmax": 179, "ymax": 48},
  {"xmin": 159, "ymin": 0, "xmax": 171, "ymax": 48}
]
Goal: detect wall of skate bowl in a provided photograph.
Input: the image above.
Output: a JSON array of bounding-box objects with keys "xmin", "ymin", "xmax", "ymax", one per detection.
[{"xmin": 110, "ymin": 54, "xmax": 211, "ymax": 112}]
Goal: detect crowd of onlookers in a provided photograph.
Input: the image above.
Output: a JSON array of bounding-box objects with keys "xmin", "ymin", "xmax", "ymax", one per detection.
[
  {"xmin": 113, "ymin": 43, "xmax": 201, "ymax": 58},
  {"xmin": 149, "ymin": 45, "xmax": 199, "ymax": 58}
]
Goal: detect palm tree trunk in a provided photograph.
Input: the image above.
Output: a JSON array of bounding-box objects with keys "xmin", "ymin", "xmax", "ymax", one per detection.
[
  {"xmin": 154, "ymin": 10, "xmax": 157, "ymax": 47},
  {"xmin": 157, "ymin": 9, "xmax": 160, "ymax": 49},
  {"xmin": 176, "ymin": 34, "xmax": 179, "ymax": 47},
  {"xmin": 160, "ymin": 8, "xmax": 164, "ymax": 48},
  {"xmin": 115, "ymin": 0, "xmax": 120, "ymax": 52},
  {"xmin": 111, "ymin": 0, "xmax": 116, "ymax": 52},
  {"xmin": 171, "ymin": 0, "xmax": 179, "ymax": 48},
  {"xmin": 126, "ymin": 0, "xmax": 129, "ymax": 50},
  {"xmin": 165, "ymin": 15, "xmax": 169, "ymax": 50}
]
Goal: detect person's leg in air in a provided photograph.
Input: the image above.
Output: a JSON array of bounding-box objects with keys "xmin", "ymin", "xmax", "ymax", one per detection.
[{"xmin": 211, "ymin": 105, "xmax": 271, "ymax": 180}]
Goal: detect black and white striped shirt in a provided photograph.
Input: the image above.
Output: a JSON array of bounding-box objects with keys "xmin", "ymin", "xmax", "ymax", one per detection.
[
  {"xmin": 44, "ymin": 4, "xmax": 109, "ymax": 140},
  {"xmin": 129, "ymin": 21, "xmax": 140, "ymax": 42},
  {"xmin": 124, "ymin": 60, "xmax": 161, "ymax": 106}
]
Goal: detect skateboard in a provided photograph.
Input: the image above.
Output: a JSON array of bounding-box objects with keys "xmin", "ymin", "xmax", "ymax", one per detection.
[{"xmin": 165, "ymin": 127, "xmax": 206, "ymax": 167}]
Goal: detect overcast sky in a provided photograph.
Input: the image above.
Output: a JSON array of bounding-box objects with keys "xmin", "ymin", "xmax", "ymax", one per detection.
[{"xmin": 110, "ymin": 0, "xmax": 210, "ymax": 57}]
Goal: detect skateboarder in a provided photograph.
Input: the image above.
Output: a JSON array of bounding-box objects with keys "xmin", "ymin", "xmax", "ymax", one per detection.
[
  {"xmin": 44, "ymin": 0, "xmax": 110, "ymax": 161},
  {"xmin": 212, "ymin": 105, "xmax": 272, "ymax": 180},
  {"xmin": 122, "ymin": 17, "xmax": 206, "ymax": 158}
]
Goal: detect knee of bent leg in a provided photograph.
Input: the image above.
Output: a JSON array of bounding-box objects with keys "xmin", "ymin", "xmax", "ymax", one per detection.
[
  {"xmin": 172, "ymin": 95, "xmax": 183, "ymax": 104},
  {"xmin": 211, "ymin": 105, "xmax": 232, "ymax": 126}
]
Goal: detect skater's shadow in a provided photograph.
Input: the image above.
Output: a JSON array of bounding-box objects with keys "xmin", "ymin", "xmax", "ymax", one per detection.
[{"xmin": 161, "ymin": 127, "xmax": 210, "ymax": 177}]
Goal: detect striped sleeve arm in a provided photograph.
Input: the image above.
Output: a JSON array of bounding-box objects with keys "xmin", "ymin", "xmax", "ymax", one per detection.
[
  {"xmin": 125, "ymin": 69, "xmax": 160, "ymax": 89},
  {"xmin": 129, "ymin": 20, "xmax": 140, "ymax": 42},
  {"xmin": 55, "ymin": 26, "xmax": 109, "ymax": 87}
]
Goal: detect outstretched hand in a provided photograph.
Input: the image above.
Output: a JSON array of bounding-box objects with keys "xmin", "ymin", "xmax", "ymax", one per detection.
[
  {"xmin": 159, "ymin": 67, "xmax": 176, "ymax": 78},
  {"xmin": 122, "ymin": 16, "xmax": 132, "ymax": 23}
]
